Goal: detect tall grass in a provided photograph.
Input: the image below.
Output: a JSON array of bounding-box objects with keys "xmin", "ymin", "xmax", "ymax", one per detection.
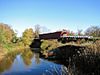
[{"xmin": 68, "ymin": 40, "xmax": 100, "ymax": 75}]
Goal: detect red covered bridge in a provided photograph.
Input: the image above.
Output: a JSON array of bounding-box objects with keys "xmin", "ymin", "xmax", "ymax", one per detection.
[
  {"xmin": 39, "ymin": 31, "xmax": 61, "ymax": 39},
  {"xmin": 30, "ymin": 31, "xmax": 93, "ymax": 48},
  {"xmin": 39, "ymin": 31, "xmax": 93, "ymax": 41}
]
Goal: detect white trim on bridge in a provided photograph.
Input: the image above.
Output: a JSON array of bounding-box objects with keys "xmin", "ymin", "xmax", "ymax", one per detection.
[{"xmin": 61, "ymin": 36, "xmax": 93, "ymax": 39}]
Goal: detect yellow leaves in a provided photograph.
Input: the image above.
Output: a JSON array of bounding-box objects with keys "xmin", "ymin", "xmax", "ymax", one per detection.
[
  {"xmin": 0, "ymin": 23, "xmax": 14, "ymax": 43},
  {"xmin": 22, "ymin": 28, "xmax": 34, "ymax": 46},
  {"xmin": 21, "ymin": 50, "xmax": 33, "ymax": 66}
]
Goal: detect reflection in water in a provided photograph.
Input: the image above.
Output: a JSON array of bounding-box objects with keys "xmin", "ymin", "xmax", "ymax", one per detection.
[
  {"xmin": 34, "ymin": 53, "xmax": 40, "ymax": 64},
  {"xmin": 21, "ymin": 49, "xmax": 34, "ymax": 66},
  {"xmin": 0, "ymin": 51, "xmax": 19, "ymax": 73},
  {"xmin": 0, "ymin": 49, "xmax": 68, "ymax": 75}
]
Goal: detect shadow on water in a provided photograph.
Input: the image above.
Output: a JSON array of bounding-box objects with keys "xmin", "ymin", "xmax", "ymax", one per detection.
[{"xmin": 0, "ymin": 48, "xmax": 68, "ymax": 75}]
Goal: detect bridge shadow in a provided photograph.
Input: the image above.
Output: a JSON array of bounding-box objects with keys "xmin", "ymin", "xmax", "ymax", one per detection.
[{"xmin": 42, "ymin": 45, "xmax": 85, "ymax": 67}]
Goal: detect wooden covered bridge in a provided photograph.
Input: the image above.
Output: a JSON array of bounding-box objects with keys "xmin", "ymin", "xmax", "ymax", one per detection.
[
  {"xmin": 30, "ymin": 31, "xmax": 93, "ymax": 48},
  {"xmin": 39, "ymin": 31, "xmax": 93, "ymax": 43}
]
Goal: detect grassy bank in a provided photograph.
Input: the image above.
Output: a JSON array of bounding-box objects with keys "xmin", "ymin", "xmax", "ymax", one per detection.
[
  {"xmin": 41, "ymin": 40, "xmax": 100, "ymax": 75},
  {"xmin": 67, "ymin": 40, "xmax": 100, "ymax": 75},
  {"xmin": 0, "ymin": 42, "xmax": 30, "ymax": 61}
]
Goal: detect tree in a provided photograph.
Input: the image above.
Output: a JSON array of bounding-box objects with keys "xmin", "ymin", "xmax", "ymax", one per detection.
[
  {"xmin": 22, "ymin": 28, "xmax": 34, "ymax": 46},
  {"xmin": 0, "ymin": 23, "xmax": 14, "ymax": 43},
  {"xmin": 34, "ymin": 24, "xmax": 40, "ymax": 38},
  {"xmin": 0, "ymin": 30, "xmax": 6, "ymax": 43},
  {"xmin": 11, "ymin": 33, "xmax": 18, "ymax": 43},
  {"xmin": 77, "ymin": 29, "xmax": 83, "ymax": 36},
  {"xmin": 85, "ymin": 26, "xmax": 100, "ymax": 37}
]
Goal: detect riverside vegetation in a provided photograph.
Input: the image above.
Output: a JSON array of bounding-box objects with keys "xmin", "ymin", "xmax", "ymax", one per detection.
[
  {"xmin": 0, "ymin": 23, "xmax": 100, "ymax": 75},
  {"xmin": 66, "ymin": 40, "xmax": 100, "ymax": 75},
  {"xmin": 0, "ymin": 23, "xmax": 34, "ymax": 60}
]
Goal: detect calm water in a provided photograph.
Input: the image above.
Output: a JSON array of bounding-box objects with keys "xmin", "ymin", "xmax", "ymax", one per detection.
[{"xmin": 0, "ymin": 49, "xmax": 68, "ymax": 75}]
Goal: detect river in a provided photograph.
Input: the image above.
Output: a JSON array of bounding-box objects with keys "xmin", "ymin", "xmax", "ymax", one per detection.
[{"xmin": 0, "ymin": 49, "xmax": 68, "ymax": 75}]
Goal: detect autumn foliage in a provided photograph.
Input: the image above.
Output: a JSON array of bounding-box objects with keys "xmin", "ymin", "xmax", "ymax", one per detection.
[
  {"xmin": 22, "ymin": 28, "xmax": 35, "ymax": 46},
  {"xmin": 0, "ymin": 23, "xmax": 14, "ymax": 43}
]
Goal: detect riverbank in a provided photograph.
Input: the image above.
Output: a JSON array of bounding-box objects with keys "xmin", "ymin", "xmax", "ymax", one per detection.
[
  {"xmin": 0, "ymin": 44, "xmax": 30, "ymax": 62},
  {"xmin": 42, "ymin": 40, "xmax": 100, "ymax": 56},
  {"xmin": 43, "ymin": 40, "xmax": 100, "ymax": 75},
  {"xmin": 0, "ymin": 40, "xmax": 100, "ymax": 75}
]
